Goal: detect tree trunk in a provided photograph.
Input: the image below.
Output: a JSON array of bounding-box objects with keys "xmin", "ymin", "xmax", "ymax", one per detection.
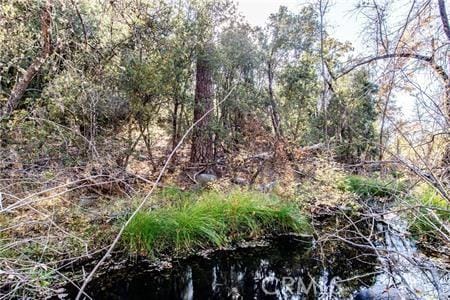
[
  {"xmin": 438, "ymin": 0, "xmax": 450, "ymax": 176},
  {"xmin": 172, "ymin": 97, "xmax": 180, "ymax": 150},
  {"xmin": 267, "ymin": 61, "xmax": 283, "ymax": 136},
  {"xmin": 0, "ymin": 0, "xmax": 53, "ymax": 118},
  {"xmin": 190, "ymin": 45, "xmax": 215, "ymax": 164}
]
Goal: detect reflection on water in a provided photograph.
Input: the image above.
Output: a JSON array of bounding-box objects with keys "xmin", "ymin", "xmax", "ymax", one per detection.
[
  {"xmin": 66, "ymin": 211, "xmax": 450, "ymax": 300},
  {"xmin": 71, "ymin": 216, "xmax": 450, "ymax": 300},
  {"xmin": 72, "ymin": 223, "xmax": 450, "ymax": 300},
  {"xmin": 79, "ymin": 236, "xmax": 376, "ymax": 299}
]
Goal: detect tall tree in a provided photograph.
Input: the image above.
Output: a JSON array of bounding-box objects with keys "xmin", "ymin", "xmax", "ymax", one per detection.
[
  {"xmin": 279, "ymin": 54, "xmax": 320, "ymax": 143},
  {"xmin": 326, "ymin": 70, "xmax": 379, "ymax": 163},
  {"xmin": 189, "ymin": 0, "xmax": 234, "ymax": 165},
  {"xmin": 215, "ymin": 23, "xmax": 261, "ymax": 144},
  {"xmin": 190, "ymin": 43, "xmax": 215, "ymax": 164},
  {"xmin": 437, "ymin": 0, "xmax": 450, "ymax": 168},
  {"xmin": 259, "ymin": 5, "xmax": 318, "ymax": 136}
]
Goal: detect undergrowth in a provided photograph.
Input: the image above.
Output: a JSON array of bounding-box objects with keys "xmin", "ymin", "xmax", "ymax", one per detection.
[
  {"xmin": 407, "ymin": 184, "xmax": 450, "ymax": 242},
  {"xmin": 123, "ymin": 189, "xmax": 310, "ymax": 256},
  {"xmin": 340, "ymin": 175, "xmax": 405, "ymax": 198}
]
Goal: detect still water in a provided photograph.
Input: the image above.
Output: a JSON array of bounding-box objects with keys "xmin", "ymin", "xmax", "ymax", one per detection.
[
  {"xmin": 71, "ymin": 215, "xmax": 450, "ymax": 299},
  {"xmin": 77, "ymin": 236, "xmax": 376, "ymax": 299}
]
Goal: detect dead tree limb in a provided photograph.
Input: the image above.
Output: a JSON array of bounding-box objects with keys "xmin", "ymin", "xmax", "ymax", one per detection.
[
  {"xmin": 336, "ymin": 53, "xmax": 448, "ymax": 82},
  {"xmin": 0, "ymin": 0, "xmax": 53, "ymax": 118}
]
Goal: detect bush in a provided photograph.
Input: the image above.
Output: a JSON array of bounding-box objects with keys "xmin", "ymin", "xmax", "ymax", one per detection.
[{"xmin": 123, "ymin": 189, "xmax": 310, "ymax": 256}]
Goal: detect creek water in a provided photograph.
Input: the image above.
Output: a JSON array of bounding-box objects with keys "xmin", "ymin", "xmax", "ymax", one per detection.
[
  {"xmin": 69, "ymin": 215, "xmax": 450, "ymax": 299},
  {"xmin": 73, "ymin": 236, "xmax": 376, "ymax": 299},
  {"xmin": 354, "ymin": 211, "xmax": 450, "ymax": 299}
]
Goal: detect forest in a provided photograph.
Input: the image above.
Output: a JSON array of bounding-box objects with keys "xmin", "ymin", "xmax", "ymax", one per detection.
[{"xmin": 0, "ymin": 0, "xmax": 449, "ymax": 299}]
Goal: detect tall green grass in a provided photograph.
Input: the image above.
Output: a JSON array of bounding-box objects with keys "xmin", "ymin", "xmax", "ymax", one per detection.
[
  {"xmin": 408, "ymin": 185, "xmax": 450, "ymax": 241},
  {"xmin": 123, "ymin": 190, "xmax": 310, "ymax": 255},
  {"xmin": 340, "ymin": 175, "xmax": 405, "ymax": 198}
]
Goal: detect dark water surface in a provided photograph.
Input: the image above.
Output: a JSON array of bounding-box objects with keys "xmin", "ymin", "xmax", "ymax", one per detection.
[
  {"xmin": 74, "ymin": 236, "xmax": 377, "ymax": 299},
  {"xmin": 67, "ymin": 213, "xmax": 450, "ymax": 299}
]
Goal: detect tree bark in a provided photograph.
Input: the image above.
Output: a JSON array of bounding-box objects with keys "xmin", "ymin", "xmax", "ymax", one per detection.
[
  {"xmin": 0, "ymin": 0, "xmax": 53, "ymax": 118},
  {"xmin": 319, "ymin": 0, "xmax": 329, "ymax": 144},
  {"xmin": 267, "ymin": 61, "xmax": 283, "ymax": 136},
  {"xmin": 172, "ymin": 97, "xmax": 180, "ymax": 150},
  {"xmin": 437, "ymin": 0, "xmax": 450, "ymax": 172},
  {"xmin": 190, "ymin": 44, "xmax": 215, "ymax": 164}
]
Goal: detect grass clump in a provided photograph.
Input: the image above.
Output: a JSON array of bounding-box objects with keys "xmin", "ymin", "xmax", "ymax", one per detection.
[
  {"xmin": 340, "ymin": 175, "xmax": 405, "ymax": 198},
  {"xmin": 407, "ymin": 184, "xmax": 450, "ymax": 241},
  {"xmin": 123, "ymin": 189, "xmax": 309, "ymax": 256}
]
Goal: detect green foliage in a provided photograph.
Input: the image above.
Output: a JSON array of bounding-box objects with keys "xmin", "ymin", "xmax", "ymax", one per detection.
[
  {"xmin": 263, "ymin": 5, "xmax": 318, "ymax": 57},
  {"xmin": 266, "ymin": 6, "xmax": 318, "ymax": 127},
  {"xmin": 408, "ymin": 185, "xmax": 450, "ymax": 241},
  {"xmin": 0, "ymin": 111, "xmax": 85, "ymax": 165},
  {"xmin": 0, "ymin": 0, "xmax": 43, "ymax": 97},
  {"xmin": 340, "ymin": 175, "xmax": 405, "ymax": 198},
  {"xmin": 123, "ymin": 189, "xmax": 310, "ymax": 255},
  {"xmin": 1, "ymin": 0, "xmax": 379, "ymax": 166},
  {"xmin": 321, "ymin": 70, "xmax": 379, "ymax": 162},
  {"xmin": 279, "ymin": 54, "xmax": 320, "ymax": 143},
  {"xmin": 214, "ymin": 22, "xmax": 265, "ymax": 144}
]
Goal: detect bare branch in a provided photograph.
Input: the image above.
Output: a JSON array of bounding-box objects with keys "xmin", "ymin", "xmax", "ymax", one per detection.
[
  {"xmin": 438, "ymin": 0, "xmax": 450, "ymax": 42},
  {"xmin": 337, "ymin": 52, "xmax": 448, "ymax": 82}
]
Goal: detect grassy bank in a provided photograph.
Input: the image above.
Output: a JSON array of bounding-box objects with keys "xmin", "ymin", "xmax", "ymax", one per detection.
[
  {"xmin": 340, "ymin": 175, "xmax": 406, "ymax": 198},
  {"xmin": 123, "ymin": 189, "xmax": 310, "ymax": 256},
  {"xmin": 407, "ymin": 184, "xmax": 450, "ymax": 243},
  {"xmin": 339, "ymin": 175, "xmax": 449, "ymax": 245}
]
